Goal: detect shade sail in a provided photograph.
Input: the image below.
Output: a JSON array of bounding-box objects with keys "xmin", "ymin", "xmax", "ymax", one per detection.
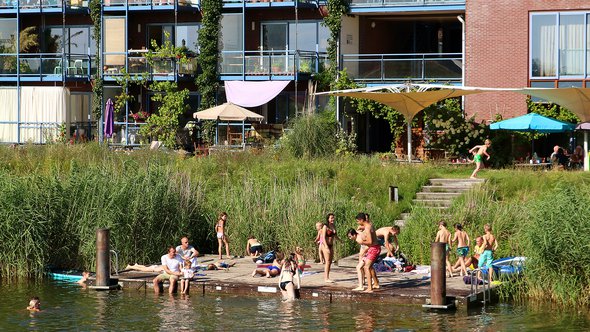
[
  {"xmin": 193, "ymin": 102, "xmax": 264, "ymax": 122},
  {"xmin": 519, "ymin": 88, "xmax": 590, "ymax": 122},
  {"xmin": 315, "ymin": 84, "xmax": 492, "ymax": 161},
  {"xmin": 225, "ymin": 81, "xmax": 291, "ymax": 107},
  {"xmin": 489, "ymin": 113, "xmax": 575, "ymax": 133},
  {"xmin": 316, "ymin": 84, "xmax": 487, "ymax": 121}
]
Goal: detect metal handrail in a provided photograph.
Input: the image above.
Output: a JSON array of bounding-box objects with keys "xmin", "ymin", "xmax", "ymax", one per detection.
[
  {"xmin": 110, "ymin": 250, "xmax": 119, "ymax": 275},
  {"xmin": 469, "ymin": 268, "xmax": 491, "ymax": 306}
]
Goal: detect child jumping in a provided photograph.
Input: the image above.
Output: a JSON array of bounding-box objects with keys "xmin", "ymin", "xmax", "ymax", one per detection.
[{"xmin": 469, "ymin": 139, "xmax": 491, "ymax": 179}]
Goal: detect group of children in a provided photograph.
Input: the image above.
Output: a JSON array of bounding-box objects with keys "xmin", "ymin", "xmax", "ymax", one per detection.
[{"xmin": 435, "ymin": 221, "xmax": 498, "ymax": 281}]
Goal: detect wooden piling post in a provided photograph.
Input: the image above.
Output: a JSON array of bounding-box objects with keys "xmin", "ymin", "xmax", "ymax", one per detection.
[
  {"xmin": 430, "ymin": 242, "xmax": 446, "ymax": 305},
  {"xmin": 95, "ymin": 228, "xmax": 110, "ymax": 287}
]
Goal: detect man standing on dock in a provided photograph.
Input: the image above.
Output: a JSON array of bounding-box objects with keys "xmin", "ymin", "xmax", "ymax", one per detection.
[
  {"xmin": 356, "ymin": 213, "xmax": 381, "ymax": 293},
  {"xmin": 153, "ymin": 246, "xmax": 183, "ymax": 294}
]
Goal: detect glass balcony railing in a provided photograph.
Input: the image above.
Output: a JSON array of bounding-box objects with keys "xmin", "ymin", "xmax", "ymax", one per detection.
[
  {"xmin": 104, "ymin": 0, "xmax": 198, "ymax": 7},
  {"xmin": 0, "ymin": 0, "xmax": 88, "ymax": 10},
  {"xmin": 104, "ymin": 53, "xmax": 197, "ymax": 78},
  {"xmin": 350, "ymin": 0, "xmax": 464, "ymax": 6},
  {"xmin": 222, "ymin": 0, "xmax": 320, "ymax": 5},
  {"xmin": 0, "ymin": 53, "xmax": 93, "ymax": 79},
  {"xmin": 341, "ymin": 53, "xmax": 462, "ymax": 82},
  {"xmin": 220, "ymin": 50, "xmax": 328, "ymax": 76}
]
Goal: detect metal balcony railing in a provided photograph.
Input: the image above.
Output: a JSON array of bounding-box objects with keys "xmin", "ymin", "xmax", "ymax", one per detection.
[
  {"xmin": 0, "ymin": 53, "xmax": 94, "ymax": 80},
  {"xmin": 220, "ymin": 50, "xmax": 328, "ymax": 76},
  {"xmin": 341, "ymin": 53, "xmax": 462, "ymax": 82},
  {"xmin": 221, "ymin": 0, "xmax": 320, "ymax": 5},
  {"xmin": 103, "ymin": 53, "xmax": 197, "ymax": 78},
  {"xmin": 0, "ymin": 0, "xmax": 88, "ymax": 10},
  {"xmin": 350, "ymin": 0, "xmax": 464, "ymax": 6},
  {"xmin": 104, "ymin": 0, "xmax": 198, "ymax": 7}
]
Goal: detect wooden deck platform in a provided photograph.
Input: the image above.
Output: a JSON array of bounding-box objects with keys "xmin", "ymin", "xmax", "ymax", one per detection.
[{"xmin": 88, "ymin": 254, "xmax": 497, "ymax": 311}]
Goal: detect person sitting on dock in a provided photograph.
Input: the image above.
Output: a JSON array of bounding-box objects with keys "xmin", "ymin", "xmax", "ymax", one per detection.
[
  {"xmin": 245, "ymin": 236, "xmax": 263, "ymax": 257},
  {"xmin": 26, "ymin": 296, "xmax": 41, "ymax": 312},
  {"xmin": 180, "ymin": 260, "xmax": 194, "ymax": 294},
  {"xmin": 375, "ymin": 225, "xmax": 400, "ymax": 257},
  {"xmin": 252, "ymin": 252, "xmax": 284, "ymax": 278},
  {"xmin": 153, "ymin": 246, "xmax": 183, "ymax": 294},
  {"xmin": 452, "ymin": 236, "xmax": 484, "ymax": 274},
  {"xmin": 176, "ymin": 236, "xmax": 199, "ymax": 269},
  {"xmin": 434, "ymin": 220, "xmax": 454, "ymax": 277},
  {"xmin": 451, "ymin": 223, "xmax": 470, "ymax": 277}
]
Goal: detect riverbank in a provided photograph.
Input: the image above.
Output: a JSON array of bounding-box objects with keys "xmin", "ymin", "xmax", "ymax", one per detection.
[{"xmin": 1, "ymin": 144, "xmax": 590, "ymax": 307}]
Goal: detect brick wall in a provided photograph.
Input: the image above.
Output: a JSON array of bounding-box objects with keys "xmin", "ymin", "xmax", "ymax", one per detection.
[{"xmin": 465, "ymin": 0, "xmax": 590, "ymax": 122}]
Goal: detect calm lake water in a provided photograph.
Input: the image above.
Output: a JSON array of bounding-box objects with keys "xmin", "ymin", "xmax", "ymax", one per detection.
[{"xmin": 1, "ymin": 280, "xmax": 589, "ymax": 331}]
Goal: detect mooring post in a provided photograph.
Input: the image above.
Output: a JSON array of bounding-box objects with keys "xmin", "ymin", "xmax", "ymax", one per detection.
[
  {"xmin": 95, "ymin": 228, "xmax": 111, "ymax": 287},
  {"xmin": 430, "ymin": 242, "xmax": 446, "ymax": 305}
]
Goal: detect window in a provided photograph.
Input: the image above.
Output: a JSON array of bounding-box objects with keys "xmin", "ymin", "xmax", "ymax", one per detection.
[
  {"xmin": 530, "ymin": 12, "xmax": 589, "ymax": 78},
  {"xmin": 262, "ymin": 21, "xmax": 328, "ymax": 52},
  {"xmin": 104, "ymin": 17, "xmax": 126, "ymax": 69},
  {"xmin": 176, "ymin": 25, "xmax": 200, "ymax": 53},
  {"xmin": 45, "ymin": 27, "xmax": 95, "ymax": 55},
  {"xmin": 148, "ymin": 25, "xmax": 173, "ymax": 49},
  {"xmin": 0, "ymin": 19, "xmax": 17, "ymax": 53},
  {"xmin": 221, "ymin": 14, "xmax": 243, "ymax": 52}
]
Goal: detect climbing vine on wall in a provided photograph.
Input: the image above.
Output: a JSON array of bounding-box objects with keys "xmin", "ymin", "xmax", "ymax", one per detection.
[
  {"xmin": 196, "ymin": 0, "xmax": 222, "ymax": 110},
  {"xmin": 90, "ymin": 0, "xmax": 103, "ymax": 120},
  {"xmin": 323, "ymin": 0, "xmax": 350, "ymax": 88}
]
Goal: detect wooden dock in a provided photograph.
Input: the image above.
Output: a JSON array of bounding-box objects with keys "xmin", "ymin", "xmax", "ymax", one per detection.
[{"xmin": 86, "ymin": 254, "xmax": 497, "ymax": 311}]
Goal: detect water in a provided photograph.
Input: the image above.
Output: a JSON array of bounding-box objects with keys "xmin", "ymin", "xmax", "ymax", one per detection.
[{"xmin": 2, "ymin": 280, "xmax": 589, "ymax": 331}]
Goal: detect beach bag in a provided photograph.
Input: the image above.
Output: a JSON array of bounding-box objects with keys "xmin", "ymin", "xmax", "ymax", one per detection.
[{"xmin": 261, "ymin": 250, "xmax": 276, "ymax": 263}]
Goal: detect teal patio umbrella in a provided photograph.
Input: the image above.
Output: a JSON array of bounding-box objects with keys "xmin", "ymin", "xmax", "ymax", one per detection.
[{"xmin": 490, "ymin": 113, "xmax": 575, "ymax": 159}]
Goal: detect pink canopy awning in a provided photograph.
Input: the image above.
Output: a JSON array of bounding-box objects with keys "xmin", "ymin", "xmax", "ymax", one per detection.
[{"xmin": 225, "ymin": 81, "xmax": 291, "ymax": 107}]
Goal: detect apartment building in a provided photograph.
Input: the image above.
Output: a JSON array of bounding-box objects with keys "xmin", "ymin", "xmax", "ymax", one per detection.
[{"xmin": 2, "ymin": 1, "xmax": 589, "ymax": 151}]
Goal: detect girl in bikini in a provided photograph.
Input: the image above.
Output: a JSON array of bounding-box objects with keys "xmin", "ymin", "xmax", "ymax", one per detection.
[
  {"xmin": 251, "ymin": 252, "xmax": 284, "ymax": 278},
  {"xmin": 320, "ymin": 213, "xmax": 339, "ymax": 283},
  {"xmin": 278, "ymin": 253, "xmax": 301, "ymax": 301},
  {"xmin": 215, "ymin": 212, "xmax": 230, "ymax": 260}
]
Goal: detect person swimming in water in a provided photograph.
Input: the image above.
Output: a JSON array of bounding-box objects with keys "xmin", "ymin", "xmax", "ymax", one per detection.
[{"xmin": 26, "ymin": 296, "xmax": 41, "ymax": 312}]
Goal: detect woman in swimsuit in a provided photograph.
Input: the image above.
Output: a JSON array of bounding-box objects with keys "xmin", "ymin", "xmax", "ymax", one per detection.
[
  {"xmin": 278, "ymin": 253, "xmax": 301, "ymax": 301},
  {"xmin": 320, "ymin": 213, "xmax": 339, "ymax": 283},
  {"xmin": 215, "ymin": 212, "xmax": 230, "ymax": 260}
]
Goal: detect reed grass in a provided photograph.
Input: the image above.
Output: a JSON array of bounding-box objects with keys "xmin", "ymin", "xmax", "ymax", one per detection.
[{"xmin": 2, "ymin": 144, "xmax": 590, "ymax": 307}]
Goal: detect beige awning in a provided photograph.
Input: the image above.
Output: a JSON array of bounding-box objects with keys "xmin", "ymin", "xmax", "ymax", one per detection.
[
  {"xmin": 193, "ymin": 102, "xmax": 264, "ymax": 122},
  {"xmin": 519, "ymin": 88, "xmax": 590, "ymax": 122}
]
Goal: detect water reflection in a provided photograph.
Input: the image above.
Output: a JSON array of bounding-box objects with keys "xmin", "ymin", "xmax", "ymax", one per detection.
[{"xmin": 1, "ymin": 281, "xmax": 590, "ymax": 331}]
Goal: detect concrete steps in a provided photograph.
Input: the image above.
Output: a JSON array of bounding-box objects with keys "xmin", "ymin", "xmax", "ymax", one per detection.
[{"xmin": 338, "ymin": 177, "xmax": 485, "ymax": 267}]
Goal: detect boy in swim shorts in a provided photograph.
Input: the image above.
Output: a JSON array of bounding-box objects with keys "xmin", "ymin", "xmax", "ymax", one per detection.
[
  {"xmin": 469, "ymin": 139, "xmax": 491, "ymax": 179},
  {"xmin": 478, "ymin": 224, "xmax": 498, "ymax": 282},
  {"xmin": 355, "ymin": 213, "xmax": 380, "ymax": 293}
]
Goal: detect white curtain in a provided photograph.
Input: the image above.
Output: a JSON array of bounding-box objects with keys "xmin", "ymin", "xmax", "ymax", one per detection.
[
  {"xmin": 539, "ymin": 23, "xmax": 556, "ymax": 76},
  {"xmin": 0, "ymin": 88, "xmax": 18, "ymax": 142},
  {"xmin": 559, "ymin": 15, "xmax": 585, "ymax": 76},
  {"xmin": 20, "ymin": 87, "xmax": 69, "ymax": 143}
]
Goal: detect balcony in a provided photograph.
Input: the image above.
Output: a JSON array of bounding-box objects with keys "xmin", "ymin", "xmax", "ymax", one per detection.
[
  {"xmin": 222, "ymin": 0, "xmax": 322, "ymax": 9},
  {"xmin": 349, "ymin": 0, "xmax": 464, "ymax": 13},
  {"xmin": 0, "ymin": 53, "xmax": 94, "ymax": 82},
  {"xmin": 341, "ymin": 53, "xmax": 462, "ymax": 83},
  {"xmin": 103, "ymin": 0, "xmax": 199, "ymax": 11},
  {"xmin": 220, "ymin": 50, "xmax": 328, "ymax": 80},
  {"xmin": 103, "ymin": 52, "xmax": 197, "ymax": 80},
  {"xmin": 0, "ymin": 0, "xmax": 88, "ymax": 13}
]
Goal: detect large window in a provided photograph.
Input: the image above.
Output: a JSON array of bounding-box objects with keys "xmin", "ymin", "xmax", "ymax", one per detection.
[
  {"xmin": 221, "ymin": 14, "xmax": 243, "ymax": 52},
  {"xmin": 176, "ymin": 25, "xmax": 200, "ymax": 53},
  {"xmin": 104, "ymin": 17, "xmax": 126, "ymax": 70},
  {"xmin": 262, "ymin": 21, "xmax": 328, "ymax": 52},
  {"xmin": 45, "ymin": 26, "xmax": 95, "ymax": 54},
  {"xmin": 531, "ymin": 12, "xmax": 589, "ymax": 78}
]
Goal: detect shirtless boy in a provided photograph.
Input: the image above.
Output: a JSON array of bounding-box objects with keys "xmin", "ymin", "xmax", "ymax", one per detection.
[
  {"xmin": 479, "ymin": 224, "xmax": 498, "ymax": 282},
  {"xmin": 434, "ymin": 220, "xmax": 453, "ymax": 277},
  {"xmin": 347, "ymin": 228, "xmax": 370, "ymax": 291},
  {"xmin": 356, "ymin": 213, "xmax": 380, "ymax": 293},
  {"xmin": 375, "ymin": 225, "xmax": 400, "ymax": 257},
  {"xmin": 451, "ymin": 223, "xmax": 470, "ymax": 276},
  {"xmin": 469, "ymin": 139, "xmax": 491, "ymax": 179}
]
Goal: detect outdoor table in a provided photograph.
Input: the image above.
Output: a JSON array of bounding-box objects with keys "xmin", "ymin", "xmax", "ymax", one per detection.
[{"xmin": 513, "ymin": 163, "xmax": 551, "ymax": 170}]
